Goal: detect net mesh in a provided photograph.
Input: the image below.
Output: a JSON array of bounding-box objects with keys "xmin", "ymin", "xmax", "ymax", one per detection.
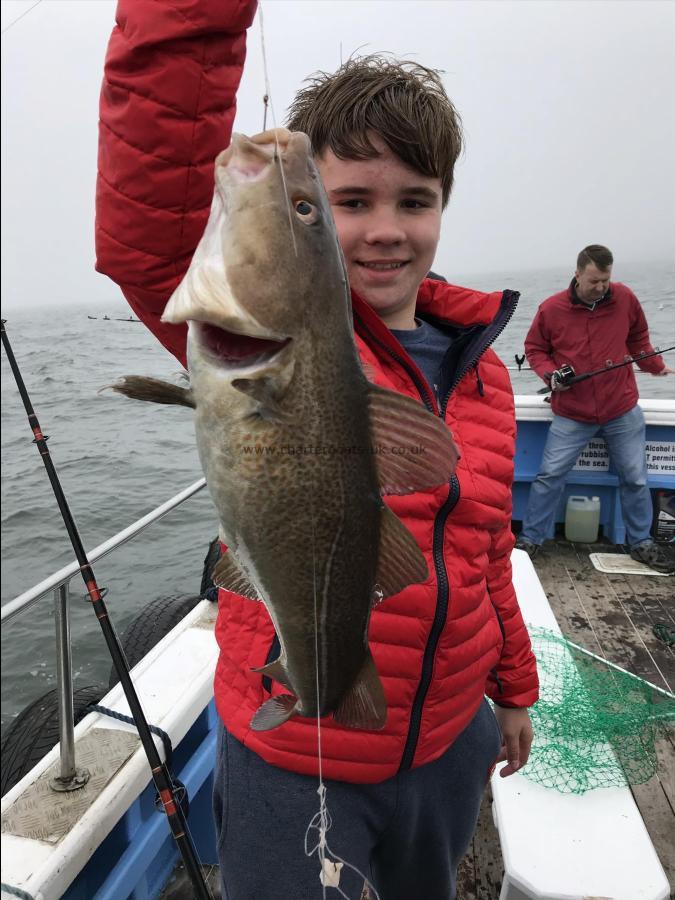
[{"xmin": 520, "ymin": 627, "xmax": 675, "ymax": 794}]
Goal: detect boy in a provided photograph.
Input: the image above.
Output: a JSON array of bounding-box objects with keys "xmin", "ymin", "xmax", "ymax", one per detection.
[{"xmin": 96, "ymin": 4, "xmax": 538, "ymax": 897}]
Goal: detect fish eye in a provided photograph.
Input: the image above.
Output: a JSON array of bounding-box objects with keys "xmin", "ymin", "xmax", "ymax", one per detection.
[{"xmin": 294, "ymin": 199, "xmax": 318, "ymax": 223}]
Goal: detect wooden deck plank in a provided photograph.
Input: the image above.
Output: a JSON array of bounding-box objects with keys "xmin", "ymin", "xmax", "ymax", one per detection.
[
  {"xmin": 457, "ymin": 787, "xmax": 503, "ymax": 900},
  {"xmin": 532, "ymin": 540, "xmax": 675, "ymax": 894}
]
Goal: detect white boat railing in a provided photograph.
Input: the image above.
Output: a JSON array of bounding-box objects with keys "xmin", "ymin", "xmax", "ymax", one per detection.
[{"xmin": 1, "ymin": 477, "xmax": 207, "ymax": 789}]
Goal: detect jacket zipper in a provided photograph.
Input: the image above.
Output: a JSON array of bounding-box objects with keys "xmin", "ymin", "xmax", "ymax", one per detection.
[
  {"xmin": 399, "ymin": 474, "xmax": 460, "ymax": 770},
  {"xmin": 392, "ymin": 290, "xmax": 519, "ymax": 769}
]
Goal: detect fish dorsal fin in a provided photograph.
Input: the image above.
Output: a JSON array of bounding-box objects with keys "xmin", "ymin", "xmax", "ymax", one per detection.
[
  {"xmin": 333, "ymin": 650, "xmax": 386, "ymax": 731},
  {"xmin": 375, "ymin": 505, "xmax": 429, "ymax": 600},
  {"xmin": 250, "ymin": 694, "xmax": 298, "ymax": 731},
  {"xmin": 367, "ymin": 385, "xmax": 459, "ymax": 495},
  {"xmin": 212, "ymin": 552, "xmax": 260, "ymax": 600}
]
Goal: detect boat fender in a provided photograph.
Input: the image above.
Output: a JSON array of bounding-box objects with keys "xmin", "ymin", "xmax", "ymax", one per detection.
[{"xmin": 200, "ymin": 536, "xmax": 222, "ymax": 601}]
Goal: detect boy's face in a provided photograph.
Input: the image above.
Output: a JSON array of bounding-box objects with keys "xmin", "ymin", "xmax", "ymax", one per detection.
[{"xmin": 317, "ymin": 137, "xmax": 442, "ymax": 329}]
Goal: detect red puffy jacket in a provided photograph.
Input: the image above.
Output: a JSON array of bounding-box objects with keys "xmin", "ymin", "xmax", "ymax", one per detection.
[
  {"xmin": 525, "ymin": 282, "xmax": 665, "ymax": 424},
  {"xmin": 96, "ymin": 0, "xmax": 538, "ymax": 783}
]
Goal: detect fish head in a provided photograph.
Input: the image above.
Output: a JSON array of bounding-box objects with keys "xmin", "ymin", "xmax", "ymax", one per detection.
[{"xmin": 162, "ymin": 128, "xmax": 350, "ymax": 381}]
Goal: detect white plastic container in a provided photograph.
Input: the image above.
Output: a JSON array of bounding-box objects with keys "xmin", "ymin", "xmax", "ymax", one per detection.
[{"xmin": 565, "ymin": 495, "xmax": 601, "ymax": 543}]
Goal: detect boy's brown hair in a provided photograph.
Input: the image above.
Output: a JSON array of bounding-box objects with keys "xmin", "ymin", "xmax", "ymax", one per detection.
[
  {"xmin": 286, "ymin": 54, "xmax": 463, "ymax": 208},
  {"xmin": 577, "ymin": 244, "xmax": 614, "ymax": 271}
]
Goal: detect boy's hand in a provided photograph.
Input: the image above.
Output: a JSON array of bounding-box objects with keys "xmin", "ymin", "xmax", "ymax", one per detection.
[{"xmin": 494, "ymin": 707, "xmax": 534, "ymax": 777}]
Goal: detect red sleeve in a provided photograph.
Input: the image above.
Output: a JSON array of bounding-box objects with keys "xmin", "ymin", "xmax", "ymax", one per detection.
[
  {"xmin": 625, "ymin": 290, "xmax": 665, "ymax": 374},
  {"xmin": 524, "ymin": 306, "xmax": 556, "ymax": 383},
  {"xmin": 95, "ymin": 0, "xmax": 257, "ymax": 366},
  {"xmin": 484, "ymin": 396, "xmax": 539, "ymax": 708},
  {"xmin": 485, "ymin": 522, "xmax": 540, "ymax": 708}
]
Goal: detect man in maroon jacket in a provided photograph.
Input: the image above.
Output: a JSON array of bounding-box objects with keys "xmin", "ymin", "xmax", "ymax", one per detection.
[{"xmin": 516, "ymin": 245, "xmax": 673, "ymax": 573}]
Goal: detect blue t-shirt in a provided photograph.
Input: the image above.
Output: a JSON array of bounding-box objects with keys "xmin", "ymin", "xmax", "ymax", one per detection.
[{"xmin": 390, "ymin": 318, "xmax": 454, "ymax": 402}]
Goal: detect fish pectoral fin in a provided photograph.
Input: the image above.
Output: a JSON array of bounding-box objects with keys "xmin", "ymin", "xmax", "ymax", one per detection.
[
  {"xmin": 367, "ymin": 385, "xmax": 459, "ymax": 495},
  {"xmin": 231, "ymin": 376, "xmax": 293, "ymax": 423},
  {"xmin": 374, "ymin": 506, "xmax": 428, "ymax": 600},
  {"xmin": 212, "ymin": 552, "xmax": 260, "ymax": 600},
  {"xmin": 251, "ymin": 657, "xmax": 292, "ymax": 691},
  {"xmin": 333, "ymin": 651, "xmax": 387, "ymax": 731},
  {"xmin": 250, "ymin": 694, "xmax": 298, "ymax": 731},
  {"xmin": 101, "ymin": 376, "xmax": 195, "ymax": 409}
]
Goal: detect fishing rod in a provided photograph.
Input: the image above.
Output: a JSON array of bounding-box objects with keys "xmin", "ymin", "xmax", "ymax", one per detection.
[
  {"xmin": 537, "ymin": 345, "xmax": 675, "ymax": 394},
  {"xmin": 0, "ymin": 320, "xmax": 213, "ymax": 900}
]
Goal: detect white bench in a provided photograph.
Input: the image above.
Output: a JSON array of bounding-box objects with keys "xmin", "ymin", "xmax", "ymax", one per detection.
[{"xmin": 492, "ymin": 549, "xmax": 670, "ymax": 900}]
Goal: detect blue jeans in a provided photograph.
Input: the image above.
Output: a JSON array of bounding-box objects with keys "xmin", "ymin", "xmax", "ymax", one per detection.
[
  {"xmin": 521, "ymin": 405, "xmax": 652, "ymax": 547},
  {"xmin": 213, "ymin": 700, "xmax": 502, "ymax": 899}
]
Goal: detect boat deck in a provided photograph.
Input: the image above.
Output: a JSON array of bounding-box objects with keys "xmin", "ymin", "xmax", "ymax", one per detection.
[
  {"xmin": 159, "ymin": 540, "xmax": 674, "ymax": 900},
  {"xmin": 458, "ymin": 539, "xmax": 675, "ymax": 900}
]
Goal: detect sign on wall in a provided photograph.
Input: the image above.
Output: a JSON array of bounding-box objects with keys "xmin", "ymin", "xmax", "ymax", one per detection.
[{"xmin": 573, "ymin": 440, "xmax": 675, "ymax": 475}]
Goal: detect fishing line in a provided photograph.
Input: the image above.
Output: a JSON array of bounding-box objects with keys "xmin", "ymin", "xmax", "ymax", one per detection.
[
  {"xmin": 303, "ymin": 485, "xmax": 381, "ymax": 900},
  {"xmin": 259, "ymin": 8, "xmax": 378, "ymax": 891},
  {"xmin": 1, "ymin": 0, "xmax": 43, "ymax": 36},
  {"xmin": 257, "ymin": 0, "xmax": 298, "ymax": 257}
]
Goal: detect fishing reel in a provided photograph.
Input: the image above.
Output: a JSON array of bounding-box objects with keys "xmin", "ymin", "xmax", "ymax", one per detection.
[{"xmin": 549, "ymin": 364, "xmax": 575, "ymax": 391}]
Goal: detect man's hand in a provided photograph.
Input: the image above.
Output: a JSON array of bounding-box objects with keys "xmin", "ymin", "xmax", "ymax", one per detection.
[
  {"xmin": 494, "ymin": 706, "xmax": 534, "ymax": 777},
  {"xmin": 652, "ymin": 366, "xmax": 674, "ymax": 376},
  {"xmin": 550, "ymin": 369, "xmax": 572, "ymax": 391}
]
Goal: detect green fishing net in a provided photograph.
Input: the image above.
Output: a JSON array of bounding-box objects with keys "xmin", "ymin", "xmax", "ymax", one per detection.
[{"xmin": 519, "ymin": 627, "xmax": 675, "ymax": 794}]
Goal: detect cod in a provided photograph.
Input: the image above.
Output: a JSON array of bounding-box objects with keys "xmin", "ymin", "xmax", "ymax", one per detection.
[{"xmin": 112, "ymin": 129, "xmax": 458, "ymax": 732}]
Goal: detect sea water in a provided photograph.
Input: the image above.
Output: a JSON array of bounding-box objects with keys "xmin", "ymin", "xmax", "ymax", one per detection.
[{"xmin": 1, "ymin": 261, "xmax": 673, "ymax": 735}]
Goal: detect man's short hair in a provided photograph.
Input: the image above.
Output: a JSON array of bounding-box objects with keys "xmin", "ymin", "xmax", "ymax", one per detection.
[
  {"xmin": 286, "ymin": 54, "xmax": 463, "ymax": 208},
  {"xmin": 577, "ymin": 245, "xmax": 613, "ymax": 271}
]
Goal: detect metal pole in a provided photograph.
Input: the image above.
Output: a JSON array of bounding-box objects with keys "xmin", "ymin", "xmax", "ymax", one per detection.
[{"xmin": 50, "ymin": 582, "xmax": 89, "ymax": 792}]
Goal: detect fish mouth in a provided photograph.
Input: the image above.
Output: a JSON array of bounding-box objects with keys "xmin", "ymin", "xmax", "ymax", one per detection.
[{"xmin": 195, "ymin": 322, "xmax": 291, "ymax": 370}]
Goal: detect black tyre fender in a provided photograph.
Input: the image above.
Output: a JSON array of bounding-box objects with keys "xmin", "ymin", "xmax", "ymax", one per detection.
[
  {"xmin": 1, "ymin": 683, "xmax": 105, "ymax": 797},
  {"xmin": 108, "ymin": 594, "xmax": 202, "ymax": 690},
  {"xmin": 200, "ymin": 536, "xmax": 222, "ymax": 600}
]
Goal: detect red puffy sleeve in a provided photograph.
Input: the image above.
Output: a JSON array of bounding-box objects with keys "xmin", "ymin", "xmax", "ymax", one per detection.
[{"xmin": 95, "ymin": 0, "xmax": 257, "ymax": 366}]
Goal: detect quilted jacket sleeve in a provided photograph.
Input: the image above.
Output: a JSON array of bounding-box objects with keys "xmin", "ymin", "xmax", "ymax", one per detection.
[
  {"xmin": 95, "ymin": 0, "xmax": 257, "ymax": 365},
  {"xmin": 483, "ymin": 366, "xmax": 539, "ymax": 708},
  {"xmin": 485, "ymin": 517, "xmax": 540, "ymax": 708}
]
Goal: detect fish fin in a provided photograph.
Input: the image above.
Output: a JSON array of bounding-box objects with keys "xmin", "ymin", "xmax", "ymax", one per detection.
[
  {"xmin": 367, "ymin": 385, "xmax": 459, "ymax": 494},
  {"xmin": 333, "ymin": 651, "xmax": 387, "ymax": 731},
  {"xmin": 251, "ymin": 657, "xmax": 292, "ymax": 691},
  {"xmin": 100, "ymin": 376, "xmax": 195, "ymax": 409},
  {"xmin": 212, "ymin": 553, "xmax": 260, "ymax": 600},
  {"xmin": 231, "ymin": 377, "xmax": 290, "ymax": 422},
  {"xmin": 250, "ymin": 694, "xmax": 298, "ymax": 731},
  {"xmin": 361, "ymin": 360, "xmax": 379, "ymax": 383},
  {"xmin": 373, "ymin": 505, "xmax": 429, "ymax": 600}
]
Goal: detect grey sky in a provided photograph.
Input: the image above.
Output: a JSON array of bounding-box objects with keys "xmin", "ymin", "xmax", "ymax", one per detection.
[{"xmin": 1, "ymin": 0, "xmax": 674, "ymax": 309}]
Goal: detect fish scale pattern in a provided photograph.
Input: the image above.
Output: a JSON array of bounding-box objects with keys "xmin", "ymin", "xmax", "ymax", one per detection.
[{"xmin": 213, "ymin": 285, "xmax": 538, "ymax": 782}]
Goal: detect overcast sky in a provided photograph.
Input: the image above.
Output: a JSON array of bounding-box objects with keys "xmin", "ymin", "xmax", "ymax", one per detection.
[{"xmin": 1, "ymin": 0, "xmax": 674, "ymax": 309}]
